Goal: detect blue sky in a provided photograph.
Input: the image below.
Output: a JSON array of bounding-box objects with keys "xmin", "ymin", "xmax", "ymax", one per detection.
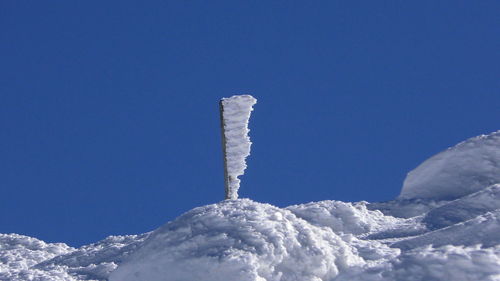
[{"xmin": 1, "ymin": 1, "xmax": 498, "ymax": 246}]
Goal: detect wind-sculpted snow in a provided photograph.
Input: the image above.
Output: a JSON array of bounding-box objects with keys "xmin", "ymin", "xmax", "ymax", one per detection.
[
  {"xmin": 36, "ymin": 234, "xmax": 149, "ymax": 280},
  {"xmin": 0, "ymin": 234, "xmax": 75, "ymax": 281},
  {"xmin": 423, "ymin": 184, "xmax": 500, "ymax": 230},
  {"xmin": 0, "ymin": 233, "xmax": 149, "ymax": 281},
  {"xmin": 394, "ymin": 210, "xmax": 500, "ymax": 250},
  {"xmin": 336, "ymin": 245, "xmax": 500, "ymax": 281},
  {"xmin": 286, "ymin": 200, "xmax": 404, "ymax": 235},
  {"xmin": 400, "ymin": 130, "xmax": 500, "ymax": 200},
  {"xmin": 2, "ymin": 131, "xmax": 500, "ymax": 280},
  {"xmin": 220, "ymin": 95, "xmax": 257, "ymax": 199},
  {"xmin": 110, "ymin": 199, "xmax": 363, "ymax": 281}
]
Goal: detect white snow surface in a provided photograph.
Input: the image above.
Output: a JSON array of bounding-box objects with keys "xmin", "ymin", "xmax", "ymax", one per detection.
[
  {"xmin": 110, "ymin": 199, "xmax": 364, "ymax": 281},
  {"xmin": 220, "ymin": 95, "xmax": 257, "ymax": 199},
  {"xmin": 400, "ymin": 130, "xmax": 500, "ymax": 200},
  {"xmin": 422, "ymin": 184, "xmax": 500, "ymax": 230},
  {"xmin": 3, "ymin": 130, "xmax": 500, "ymax": 280},
  {"xmin": 0, "ymin": 233, "xmax": 148, "ymax": 281}
]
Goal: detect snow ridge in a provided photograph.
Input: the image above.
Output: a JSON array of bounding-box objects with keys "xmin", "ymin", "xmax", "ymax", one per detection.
[
  {"xmin": 400, "ymin": 130, "xmax": 500, "ymax": 200},
  {"xmin": 110, "ymin": 199, "xmax": 362, "ymax": 281}
]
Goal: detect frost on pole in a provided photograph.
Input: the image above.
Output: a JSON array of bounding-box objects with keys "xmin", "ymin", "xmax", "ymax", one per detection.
[{"xmin": 219, "ymin": 95, "xmax": 257, "ymax": 200}]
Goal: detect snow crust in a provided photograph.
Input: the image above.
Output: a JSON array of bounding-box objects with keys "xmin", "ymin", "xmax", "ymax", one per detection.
[
  {"xmin": 110, "ymin": 199, "xmax": 363, "ymax": 281},
  {"xmin": 423, "ymin": 184, "xmax": 500, "ymax": 230},
  {"xmin": 0, "ymin": 234, "xmax": 75, "ymax": 281},
  {"xmin": 286, "ymin": 200, "xmax": 403, "ymax": 235},
  {"xmin": 2, "ymin": 130, "xmax": 500, "ymax": 280},
  {"xmin": 336, "ymin": 245, "xmax": 500, "ymax": 281},
  {"xmin": 395, "ymin": 209, "xmax": 500, "ymax": 250},
  {"xmin": 220, "ymin": 95, "xmax": 257, "ymax": 199},
  {"xmin": 0, "ymin": 233, "xmax": 148, "ymax": 281},
  {"xmin": 400, "ymin": 131, "xmax": 500, "ymax": 200}
]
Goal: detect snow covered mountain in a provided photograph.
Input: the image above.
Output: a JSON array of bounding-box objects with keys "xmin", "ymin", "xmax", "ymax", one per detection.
[{"xmin": 2, "ymin": 131, "xmax": 500, "ymax": 281}]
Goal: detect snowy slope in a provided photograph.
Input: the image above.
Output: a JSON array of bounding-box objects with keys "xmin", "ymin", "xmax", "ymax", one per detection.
[
  {"xmin": 422, "ymin": 184, "xmax": 500, "ymax": 230},
  {"xmin": 110, "ymin": 199, "xmax": 363, "ymax": 281},
  {"xmin": 399, "ymin": 131, "xmax": 500, "ymax": 200},
  {"xmin": 2, "ymin": 130, "xmax": 500, "ymax": 281},
  {"xmin": 0, "ymin": 234, "xmax": 75, "ymax": 281},
  {"xmin": 0, "ymin": 233, "xmax": 149, "ymax": 281}
]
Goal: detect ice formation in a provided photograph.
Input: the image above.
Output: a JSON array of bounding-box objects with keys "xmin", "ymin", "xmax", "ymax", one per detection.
[
  {"xmin": 219, "ymin": 95, "xmax": 257, "ymax": 199},
  {"xmin": 2, "ymin": 130, "xmax": 500, "ymax": 281}
]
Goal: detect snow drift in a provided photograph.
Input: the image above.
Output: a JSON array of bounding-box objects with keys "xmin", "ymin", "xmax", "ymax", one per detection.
[
  {"xmin": 110, "ymin": 199, "xmax": 362, "ymax": 281},
  {"xmin": 2, "ymin": 130, "xmax": 500, "ymax": 281},
  {"xmin": 399, "ymin": 131, "xmax": 500, "ymax": 200}
]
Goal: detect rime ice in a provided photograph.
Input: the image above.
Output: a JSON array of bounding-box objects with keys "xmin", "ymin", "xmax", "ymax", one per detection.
[{"xmin": 219, "ymin": 95, "xmax": 257, "ymax": 199}]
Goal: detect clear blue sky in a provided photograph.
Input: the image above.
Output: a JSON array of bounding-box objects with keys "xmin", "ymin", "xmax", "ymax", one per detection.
[{"xmin": 1, "ymin": 1, "xmax": 498, "ymax": 246}]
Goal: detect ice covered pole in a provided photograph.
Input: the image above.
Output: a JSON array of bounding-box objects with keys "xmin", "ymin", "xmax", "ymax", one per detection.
[{"xmin": 219, "ymin": 95, "xmax": 257, "ymax": 200}]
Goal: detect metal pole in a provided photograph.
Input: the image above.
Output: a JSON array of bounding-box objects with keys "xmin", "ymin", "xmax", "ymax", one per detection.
[{"xmin": 219, "ymin": 100, "xmax": 230, "ymax": 199}]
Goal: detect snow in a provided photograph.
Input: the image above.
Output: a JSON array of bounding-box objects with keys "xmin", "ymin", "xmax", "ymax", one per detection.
[
  {"xmin": 336, "ymin": 245, "xmax": 500, "ymax": 281},
  {"xmin": 422, "ymin": 184, "xmax": 500, "ymax": 230},
  {"xmin": 0, "ymin": 233, "xmax": 149, "ymax": 281},
  {"xmin": 286, "ymin": 200, "xmax": 404, "ymax": 236},
  {"xmin": 394, "ymin": 210, "xmax": 500, "ymax": 250},
  {"xmin": 2, "ymin": 130, "xmax": 500, "ymax": 280},
  {"xmin": 220, "ymin": 95, "xmax": 257, "ymax": 199},
  {"xmin": 399, "ymin": 130, "xmax": 500, "ymax": 200},
  {"xmin": 0, "ymin": 234, "xmax": 75, "ymax": 281},
  {"xmin": 110, "ymin": 199, "xmax": 363, "ymax": 281}
]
